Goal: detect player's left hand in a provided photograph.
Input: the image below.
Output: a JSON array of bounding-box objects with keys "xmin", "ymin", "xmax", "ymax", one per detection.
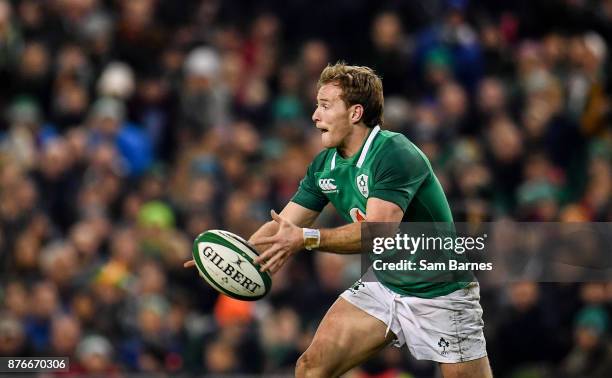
[{"xmin": 251, "ymin": 210, "xmax": 303, "ymax": 273}]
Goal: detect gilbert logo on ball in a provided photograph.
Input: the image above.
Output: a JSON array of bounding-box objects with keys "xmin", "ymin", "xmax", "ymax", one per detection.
[{"xmin": 192, "ymin": 230, "xmax": 272, "ymax": 301}]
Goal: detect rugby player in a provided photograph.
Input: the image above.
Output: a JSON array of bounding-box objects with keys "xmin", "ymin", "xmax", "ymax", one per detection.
[{"xmin": 186, "ymin": 63, "xmax": 491, "ymax": 378}]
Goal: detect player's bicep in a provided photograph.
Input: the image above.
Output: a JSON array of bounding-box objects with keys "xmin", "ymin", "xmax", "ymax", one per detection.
[{"xmin": 365, "ymin": 197, "xmax": 404, "ymax": 222}]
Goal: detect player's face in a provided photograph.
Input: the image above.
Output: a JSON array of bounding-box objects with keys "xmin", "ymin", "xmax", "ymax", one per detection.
[{"xmin": 312, "ymin": 84, "xmax": 353, "ymax": 148}]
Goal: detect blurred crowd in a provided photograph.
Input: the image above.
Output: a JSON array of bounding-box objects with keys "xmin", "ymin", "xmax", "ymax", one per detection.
[{"xmin": 0, "ymin": 0, "xmax": 611, "ymax": 377}]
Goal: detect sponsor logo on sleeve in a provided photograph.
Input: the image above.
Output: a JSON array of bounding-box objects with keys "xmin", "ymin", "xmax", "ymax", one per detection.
[{"xmin": 318, "ymin": 178, "xmax": 338, "ymax": 193}]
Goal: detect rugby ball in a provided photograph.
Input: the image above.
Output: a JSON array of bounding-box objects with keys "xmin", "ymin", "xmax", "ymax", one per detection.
[{"xmin": 192, "ymin": 230, "xmax": 272, "ymax": 301}]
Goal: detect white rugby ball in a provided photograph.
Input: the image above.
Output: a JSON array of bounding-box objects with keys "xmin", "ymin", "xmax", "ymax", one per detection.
[{"xmin": 192, "ymin": 229, "xmax": 271, "ymax": 301}]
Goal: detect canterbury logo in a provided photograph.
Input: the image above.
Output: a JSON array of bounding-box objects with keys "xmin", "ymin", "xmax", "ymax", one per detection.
[{"xmin": 318, "ymin": 178, "xmax": 337, "ymax": 191}]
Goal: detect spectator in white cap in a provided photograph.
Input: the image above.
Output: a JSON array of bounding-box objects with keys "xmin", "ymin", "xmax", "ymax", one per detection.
[
  {"xmin": 97, "ymin": 61, "xmax": 135, "ymax": 100},
  {"xmin": 178, "ymin": 46, "xmax": 230, "ymax": 141},
  {"xmin": 184, "ymin": 47, "xmax": 220, "ymax": 80},
  {"xmin": 75, "ymin": 335, "xmax": 119, "ymax": 375}
]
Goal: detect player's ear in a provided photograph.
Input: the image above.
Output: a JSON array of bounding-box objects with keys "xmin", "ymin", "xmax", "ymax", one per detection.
[{"xmin": 350, "ymin": 104, "xmax": 364, "ymax": 124}]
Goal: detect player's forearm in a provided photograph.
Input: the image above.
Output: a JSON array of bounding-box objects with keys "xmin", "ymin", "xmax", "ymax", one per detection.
[{"xmin": 317, "ymin": 222, "xmax": 361, "ymax": 254}]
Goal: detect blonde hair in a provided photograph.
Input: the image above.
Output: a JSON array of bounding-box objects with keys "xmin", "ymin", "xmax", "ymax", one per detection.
[{"xmin": 318, "ymin": 62, "xmax": 384, "ymax": 128}]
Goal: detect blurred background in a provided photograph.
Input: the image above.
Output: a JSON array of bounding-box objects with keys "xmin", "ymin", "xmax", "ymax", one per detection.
[{"xmin": 0, "ymin": 0, "xmax": 610, "ymax": 376}]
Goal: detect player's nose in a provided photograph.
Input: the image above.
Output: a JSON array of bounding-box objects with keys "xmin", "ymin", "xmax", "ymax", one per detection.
[{"xmin": 312, "ymin": 108, "xmax": 320, "ymax": 124}]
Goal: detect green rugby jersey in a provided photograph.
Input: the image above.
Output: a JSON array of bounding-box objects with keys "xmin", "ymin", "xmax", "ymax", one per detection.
[{"xmin": 291, "ymin": 126, "xmax": 467, "ymax": 298}]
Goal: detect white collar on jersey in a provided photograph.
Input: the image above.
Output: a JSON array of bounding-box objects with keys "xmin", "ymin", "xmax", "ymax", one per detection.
[{"xmin": 331, "ymin": 125, "xmax": 380, "ymax": 170}]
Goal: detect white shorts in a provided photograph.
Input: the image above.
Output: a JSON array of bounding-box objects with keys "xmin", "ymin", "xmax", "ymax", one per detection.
[{"xmin": 340, "ymin": 279, "xmax": 487, "ymax": 363}]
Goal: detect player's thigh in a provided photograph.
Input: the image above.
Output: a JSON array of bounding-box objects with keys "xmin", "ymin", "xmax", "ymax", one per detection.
[
  {"xmin": 301, "ymin": 297, "xmax": 394, "ymax": 375},
  {"xmin": 439, "ymin": 356, "xmax": 493, "ymax": 378}
]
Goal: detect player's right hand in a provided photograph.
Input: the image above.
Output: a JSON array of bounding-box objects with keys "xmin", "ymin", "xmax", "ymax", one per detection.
[{"xmin": 183, "ymin": 259, "xmax": 195, "ymax": 268}]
